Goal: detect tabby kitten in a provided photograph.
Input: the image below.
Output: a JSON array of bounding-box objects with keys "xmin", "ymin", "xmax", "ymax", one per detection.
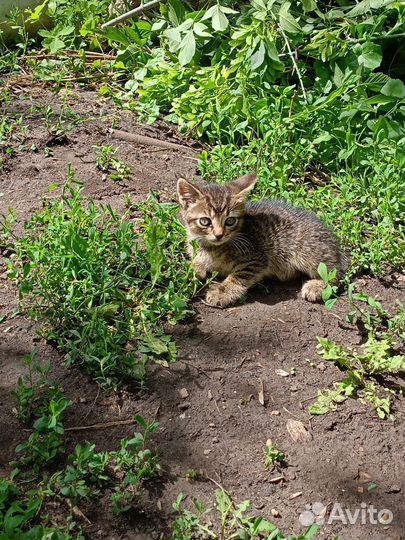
[{"xmin": 177, "ymin": 174, "xmax": 349, "ymax": 308}]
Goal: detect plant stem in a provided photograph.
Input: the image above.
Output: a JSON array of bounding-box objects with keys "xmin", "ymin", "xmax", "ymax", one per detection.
[
  {"xmin": 277, "ymin": 25, "xmax": 308, "ymax": 104},
  {"xmin": 101, "ymin": 0, "xmax": 164, "ymax": 28}
]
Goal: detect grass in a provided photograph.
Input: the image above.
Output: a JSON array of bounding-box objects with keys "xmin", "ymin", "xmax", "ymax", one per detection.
[
  {"xmin": 1, "ymin": 353, "xmax": 160, "ymax": 539},
  {"xmin": 94, "ymin": 144, "xmax": 132, "ymax": 181},
  {"xmin": 3, "ymin": 166, "xmax": 200, "ymax": 388},
  {"xmin": 172, "ymin": 489, "xmax": 320, "ymax": 540},
  {"xmin": 263, "ymin": 440, "xmax": 286, "ymax": 470},
  {"xmin": 308, "ymin": 264, "xmax": 405, "ymax": 418}
]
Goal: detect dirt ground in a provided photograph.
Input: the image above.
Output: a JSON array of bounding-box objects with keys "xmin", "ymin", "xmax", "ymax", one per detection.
[{"xmin": 0, "ymin": 79, "xmax": 404, "ymax": 540}]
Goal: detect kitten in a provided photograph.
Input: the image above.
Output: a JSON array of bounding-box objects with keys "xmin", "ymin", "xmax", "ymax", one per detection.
[{"xmin": 177, "ymin": 173, "xmax": 349, "ymax": 308}]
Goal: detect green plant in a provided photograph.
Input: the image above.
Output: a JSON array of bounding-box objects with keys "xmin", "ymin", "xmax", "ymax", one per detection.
[
  {"xmin": 110, "ymin": 415, "xmax": 160, "ymax": 513},
  {"xmin": 263, "ymin": 440, "xmax": 285, "ymax": 470},
  {"xmin": 184, "ymin": 468, "xmax": 198, "ymax": 482},
  {"xmin": 94, "ymin": 144, "xmax": 131, "ymax": 181},
  {"xmin": 12, "ymin": 351, "xmax": 65, "ymax": 424},
  {"xmin": 1, "ymin": 412, "xmax": 158, "ymax": 539},
  {"xmin": 4, "ymin": 168, "xmax": 200, "ymax": 387},
  {"xmin": 309, "ymin": 336, "xmax": 404, "ymax": 418},
  {"xmin": 319, "ymin": 263, "xmax": 390, "ymax": 333},
  {"xmin": 15, "ymin": 395, "xmax": 72, "ymax": 470},
  {"xmin": 172, "ymin": 489, "xmax": 320, "ymax": 540}
]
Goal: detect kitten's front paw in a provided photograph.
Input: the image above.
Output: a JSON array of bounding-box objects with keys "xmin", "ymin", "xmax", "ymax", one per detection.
[
  {"xmin": 301, "ymin": 279, "xmax": 324, "ymax": 302},
  {"xmin": 205, "ymin": 283, "xmax": 233, "ymax": 308}
]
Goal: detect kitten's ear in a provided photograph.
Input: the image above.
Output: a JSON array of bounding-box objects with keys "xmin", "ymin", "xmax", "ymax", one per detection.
[
  {"xmin": 229, "ymin": 173, "xmax": 257, "ymax": 199},
  {"xmin": 177, "ymin": 178, "xmax": 204, "ymax": 208}
]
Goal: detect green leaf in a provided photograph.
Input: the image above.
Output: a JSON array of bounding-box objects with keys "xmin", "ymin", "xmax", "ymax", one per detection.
[
  {"xmin": 139, "ymin": 334, "xmax": 169, "ymax": 355},
  {"xmin": 151, "ymin": 19, "xmax": 166, "ymax": 31},
  {"xmin": 250, "ymin": 41, "xmax": 266, "ymax": 69},
  {"xmin": 278, "ymin": 2, "xmax": 302, "ymax": 34},
  {"xmin": 317, "ymin": 262, "xmax": 328, "ymax": 282},
  {"xmin": 167, "ymin": 0, "xmax": 186, "ymax": 26},
  {"xmin": 381, "ymin": 78, "xmax": 405, "ymax": 98},
  {"xmin": 322, "ymin": 284, "xmax": 332, "ymax": 301},
  {"xmin": 358, "ymin": 42, "xmax": 382, "ymax": 69},
  {"xmin": 25, "ymin": 1, "xmax": 48, "ymax": 23},
  {"xmin": 57, "ymin": 25, "xmax": 75, "ymax": 37},
  {"xmin": 346, "ymin": 0, "xmax": 370, "ymax": 17},
  {"xmin": 211, "ymin": 5, "xmax": 229, "ymax": 31},
  {"xmin": 267, "ymin": 41, "xmax": 281, "ymax": 63},
  {"xmin": 178, "ymin": 30, "xmax": 196, "ymax": 66},
  {"xmin": 370, "ymin": 0, "xmax": 395, "ymax": 8},
  {"xmin": 302, "ymin": 0, "xmax": 317, "ymax": 12},
  {"xmin": 193, "ymin": 22, "xmax": 212, "ymax": 38}
]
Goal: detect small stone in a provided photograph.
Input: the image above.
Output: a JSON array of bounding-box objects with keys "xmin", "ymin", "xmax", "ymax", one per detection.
[
  {"xmin": 207, "ymin": 389, "xmax": 213, "ymax": 400},
  {"xmin": 271, "ymin": 509, "xmax": 281, "ymax": 518},
  {"xmin": 178, "ymin": 402, "xmax": 190, "ymax": 411},
  {"xmin": 290, "ymin": 385, "xmax": 298, "ymax": 392},
  {"xmin": 203, "ymin": 449, "xmax": 211, "ymax": 456},
  {"xmin": 179, "ymin": 388, "xmax": 189, "ymax": 399},
  {"xmin": 275, "ymin": 369, "xmax": 289, "ymax": 377},
  {"xmin": 317, "ymin": 362, "xmax": 326, "ymax": 372},
  {"xmin": 271, "ymin": 410, "xmax": 280, "ymax": 416},
  {"xmin": 179, "ymin": 413, "xmax": 186, "ymax": 419},
  {"xmin": 212, "ymin": 437, "xmax": 219, "ymax": 443},
  {"xmin": 208, "ymin": 422, "xmax": 216, "ymax": 428}
]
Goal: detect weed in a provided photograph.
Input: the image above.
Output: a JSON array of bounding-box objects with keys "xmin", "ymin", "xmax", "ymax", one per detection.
[
  {"xmin": 4, "ymin": 167, "xmax": 200, "ymax": 387},
  {"xmin": 1, "ymin": 409, "xmax": 158, "ymax": 539},
  {"xmin": 29, "ymin": 101, "xmax": 89, "ymax": 144},
  {"xmin": 110, "ymin": 415, "xmax": 160, "ymax": 513},
  {"xmin": 94, "ymin": 144, "xmax": 131, "ymax": 181},
  {"xmin": 172, "ymin": 489, "xmax": 320, "ymax": 540},
  {"xmin": 264, "ymin": 440, "xmax": 285, "ymax": 470},
  {"xmin": 184, "ymin": 469, "xmax": 198, "ymax": 482},
  {"xmin": 12, "ymin": 351, "xmax": 65, "ymax": 424},
  {"xmin": 309, "ymin": 336, "xmax": 404, "ymax": 418},
  {"xmin": 15, "ymin": 396, "xmax": 72, "ymax": 470},
  {"xmin": 311, "ymin": 264, "xmax": 405, "ymax": 417}
]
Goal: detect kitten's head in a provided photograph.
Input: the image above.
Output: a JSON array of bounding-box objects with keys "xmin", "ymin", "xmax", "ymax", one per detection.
[{"xmin": 177, "ymin": 173, "xmax": 257, "ymax": 246}]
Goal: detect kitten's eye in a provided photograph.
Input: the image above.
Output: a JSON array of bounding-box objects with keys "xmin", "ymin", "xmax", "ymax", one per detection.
[
  {"xmin": 199, "ymin": 217, "xmax": 212, "ymax": 227},
  {"xmin": 225, "ymin": 217, "xmax": 237, "ymax": 227}
]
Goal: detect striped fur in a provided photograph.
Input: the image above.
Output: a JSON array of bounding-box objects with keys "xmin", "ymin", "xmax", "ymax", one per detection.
[{"xmin": 177, "ymin": 175, "xmax": 349, "ymax": 307}]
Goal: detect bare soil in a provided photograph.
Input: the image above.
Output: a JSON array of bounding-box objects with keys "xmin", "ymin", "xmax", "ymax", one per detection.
[{"xmin": 1, "ymin": 78, "xmax": 404, "ymax": 540}]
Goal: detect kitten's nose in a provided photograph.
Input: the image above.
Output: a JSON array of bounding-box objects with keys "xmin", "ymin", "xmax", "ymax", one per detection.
[{"xmin": 214, "ymin": 233, "xmax": 224, "ymax": 240}]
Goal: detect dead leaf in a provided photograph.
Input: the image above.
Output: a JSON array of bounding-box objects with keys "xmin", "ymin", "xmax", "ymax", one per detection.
[
  {"xmin": 289, "ymin": 491, "xmax": 303, "ymax": 499},
  {"xmin": 286, "ymin": 419, "xmax": 312, "ymax": 442},
  {"xmin": 179, "ymin": 388, "xmax": 189, "ymax": 399},
  {"xmin": 269, "ymin": 475, "xmax": 284, "ymax": 483},
  {"xmin": 358, "ymin": 470, "xmax": 372, "ymax": 483},
  {"xmin": 275, "ymin": 369, "xmax": 289, "ymax": 377},
  {"xmin": 258, "ymin": 379, "xmax": 265, "ymax": 406}
]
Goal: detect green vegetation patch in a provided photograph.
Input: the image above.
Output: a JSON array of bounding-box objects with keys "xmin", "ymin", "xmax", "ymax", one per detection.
[{"xmin": 3, "ymin": 168, "xmax": 200, "ymax": 388}]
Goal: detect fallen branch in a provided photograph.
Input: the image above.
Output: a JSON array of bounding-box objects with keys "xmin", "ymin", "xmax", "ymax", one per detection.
[
  {"xmin": 101, "ymin": 0, "xmax": 164, "ymax": 28},
  {"xmin": 110, "ymin": 128, "xmax": 197, "ymax": 153},
  {"xmin": 65, "ymin": 418, "xmax": 138, "ymax": 431},
  {"xmin": 22, "ymin": 50, "xmax": 116, "ymax": 61}
]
